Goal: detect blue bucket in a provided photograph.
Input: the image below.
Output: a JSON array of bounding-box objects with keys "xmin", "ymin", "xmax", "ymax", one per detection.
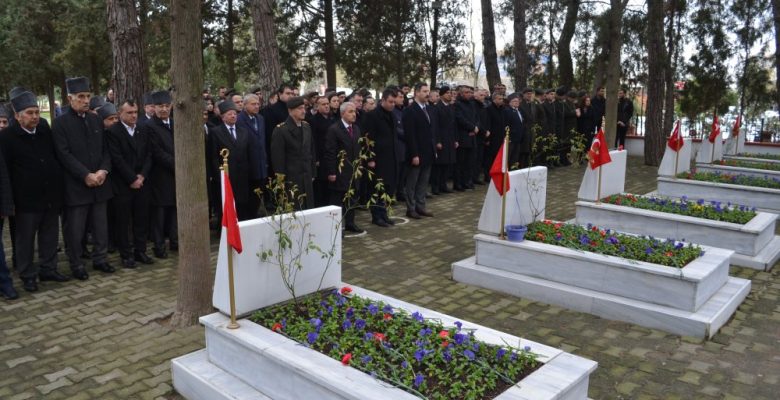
[{"xmin": 506, "ymin": 225, "xmax": 528, "ymax": 242}]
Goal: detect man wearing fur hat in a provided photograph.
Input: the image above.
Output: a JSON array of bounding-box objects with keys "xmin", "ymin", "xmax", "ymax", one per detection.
[{"xmin": 52, "ymin": 77, "xmax": 114, "ymax": 280}]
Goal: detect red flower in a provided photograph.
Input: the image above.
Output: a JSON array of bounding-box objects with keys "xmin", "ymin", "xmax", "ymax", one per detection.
[
  {"xmin": 535, "ymin": 232, "xmax": 545, "ymax": 240},
  {"xmin": 340, "ymin": 286, "xmax": 352, "ymax": 295},
  {"xmin": 341, "ymin": 353, "xmax": 352, "ymax": 365},
  {"xmin": 271, "ymin": 322, "xmax": 283, "ymax": 332},
  {"xmin": 374, "ymin": 332, "xmax": 386, "ymax": 342},
  {"xmin": 591, "ymin": 226, "xmax": 599, "ymax": 232},
  {"xmin": 383, "ymin": 313, "xmax": 393, "ymax": 321},
  {"xmin": 441, "ymin": 340, "xmax": 449, "ymax": 348},
  {"xmin": 554, "ymin": 223, "xmax": 562, "ymax": 230},
  {"xmin": 438, "ymin": 330, "xmax": 449, "ymax": 339},
  {"xmin": 615, "ymin": 198, "xmax": 622, "ymax": 205},
  {"xmin": 600, "ymin": 230, "xmax": 606, "ymax": 237},
  {"xmin": 665, "ymin": 251, "xmax": 673, "ymax": 257},
  {"xmin": 543, "ymin": 219, "xmax": 552, "ymax": 225}
]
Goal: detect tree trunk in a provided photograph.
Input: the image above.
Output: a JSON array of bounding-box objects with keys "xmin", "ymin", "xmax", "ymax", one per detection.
[
  {"xmin": 107, "ymin": 0, "xmax": 148, "ymax": 104},
  {"xmin": 557, "ymin": 0, "xmax": 579, "ymax": 89},
  {"xmin": 773, "ymin": 0, "xmax": 780, "ymax": 110},
  {"xmin": 603, "ymin": 0, "xmax": 628, "ymax": 148},
  {"xmin": 430, "ymin": 4, "xmax": 441, "ymax": 88},
  {"xmin": 46, "ymin": 84, "xmax": 56, "ymax": 122},
  {"xmin": 644, "ymin": 0, "xmax": 666, "ymax": 166},
  {"xmin": 480, "ymin": 0, "xmax": 501, "ymax": 90},
  {"xmin": 513, "ymin": 0, "xmax": 528, "ymax": 90},
  {"xmin": 547, "ymin": 17, "xmax": 556, "ymax": 88},
  {"xmin": 225, "ymin": 0, "xmax": 236, "ymax": 88},
  {"xmin": 663, "ymin": 0, "xmax": 678, "ymax": 137},
  {"xmin": 324, "ymin": 0, "xmax": 336, "ymax": 88},
  {"xmin": 249, "ymin": 0, "xmax": 282, "ymax": 103},
  {"xmin": 169, "ymin": 0, "xmax": 213, "ymax": 328},
  {"xmin": 394, "ymin": 3, "xmax": 405, "ymax": 84}
]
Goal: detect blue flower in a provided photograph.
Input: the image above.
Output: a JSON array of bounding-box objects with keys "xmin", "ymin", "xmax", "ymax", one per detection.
[
  {"xmin": 524, "ymin": 345, "xmax": 531, "ymax": 352},
  {"xmin": 413, "ymin": 373, "xmax": 424, "ymax": 388},
  {"xmin": 606, "ymin": 236, "xmax": 619, "ymax": 245},
  {"xmin": 401, "ymin": 360, "xmax": 408, "ymax": 369},
  {"xmin": 697, "ymin": 199, "xmax": 705, "ymax": 206},
  {"xmin": 418, "ymin": 327, "xmax": 432, "ymax": 337},
  {"xmin": 619, "ymin": 245, "xmax": 626, "ymax": 252},
  {"xmin": 355, "ymin": 319, "xmax": 366, "ymax": 330},
  {"xmin": 645, "ymin": 247, "xmax": 653, "ymax": 255},
  {"xmin": 443, "ymin": 350, "xmax": 452, "ymax": 362},
  {"xmin": 346, "ymin": 307, "xmax": 354, "ymax": 318},
  {"xmin": 453, "ymin": 332, "xmax": 467, "ymax": 345},
  {"xmin": 681, "ymin": 195, "xmax": 688, "ymax": 202},
  {"xmin": 496, "ymin": 348, "xmax": 507, "ymax": 359},
  {"xmin": 382, "ymin": 304, "xmax": 393, "ymax": 314},
  {"xmin": 281, "ymin": 318, "xmax": 287, "ymax": 329},
  {"xmin": 342, "ymin": 319, "xmax": 352, "ymax": 330},
  {"xmin": 463, "ymin": 349, "xmax": 475, "ymax": 360},
  {"xmin": 472, "ymin": 342, "xmax": 480, "ymax": 351},
  {"xmin": 310, "ymin": 318, "xmax": 322, "ymax": 329},
  {"xmin": 367, "ymin": 304, "xmax": 379, "ymax": 315},
  {"xmin": 579, "ymin": 235, "xmax": 590, "ymax": 245},
  {"xmin": 335, "ymin": 294, "xmax": 347, "ymax": 306},
  {"xmin": 306, "ymin": 332, "xmax": 318, "ymax": 344},
  {"xmin": 674, "ymin": 242, "xmax": 684, "ymax": 250},
  {"xmin": 414, "ymin": 349, "xmax": 426, "ymax": 362},
  {"xmin": 317, "ymin": 310, "xmax": 323, "ymax": 317},
  {"xmin": 361, "ymin": 355, "xmax": 372, "ymax": 364},
  {"xmin": 363, "ymin": 332, "xmax": 373, "ymax": 341},
  {"xmin": 454, "ymin": 321, "xmax": 462, "ymax": 331},
  {"xmin": 587, "ymin": 223, "xmax": 593, "ymax": 230},
  {"xmin": 412, "ymin": 312, "xmax": 424, "ymax": 322}
]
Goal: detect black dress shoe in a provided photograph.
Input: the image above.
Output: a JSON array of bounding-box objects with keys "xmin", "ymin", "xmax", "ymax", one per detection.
[
  {"xmin": 72, "ymin": 266, "xmax": 89, "ymax": 281},
  {"xmin": 440, "ymin": 187, "xmax": 453, "ymax": 194},
  {"xmin": 453, "ymin": 186, "xmax": 465, "ymax": 192},
  {"xmin": 372, "ymin": 219, "xmax": 389, "ymax": 227},
  {"xmin": 153, "ymin": 248, "xmax": 168, "ymax": 259},
  {"xmin": 383, "ymin": 216, "xmax": 396, "ymax": 225},
  {"xmin": 406, "ymin": 210, "xmax": 422, "ymax": 219},
  {"xmin": 121, "ymin": 258, "xmax": 137, "ymax": 269},
  {"xmin": 134, "ymin": 252, "xmax": 154, "ymax": 265},
  {"xmin": 1, "ymin": 285, "xmax": 19, "ymax": 300},
  {"xmin": 94, "ymin": 262, "xmax": 116, "ymax": 273},
  {"xmin": 345, "ymin": 224, "xmax": 365, "ymax": 233},
  {"xmin": 39, "ymin": 270, "xmax": 71, "ymax": 282},
  {"xmin": 22, "ymin": 278, "xmax": 38, "ymax": 292},
  {"xmin": 416, "ymin": 209, "xmax": 434, "ymax": 217}
]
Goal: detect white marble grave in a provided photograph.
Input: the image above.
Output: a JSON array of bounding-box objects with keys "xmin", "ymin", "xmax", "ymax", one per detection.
[
  {"xmin": 657, "ymin": 176, "xmax": 780, "ymax": 215},
  {"xmin": 477, "ymin": 166, "xmax": 547, "ymax": 235},
  {"xmin": 174, "ymin": 286, "xmax": 597, "ymax": 400},
  {"xmin": 575, "ymin": 200, "xmax": 780, "ymax": 271},
  {"xmin": 658, "ymin": 138, "xmax": 693, "ymax": 177},
  {"xmin": 212, "ymin": 206, "xmax": 342, "ymax": 317},
  {"xmin": 695, "ymin": 162, "xmax": 780, "ymax": 181},
  {"xmin": 696, "ymin": 137, "xmax": 724, "ymax": 164},
  {"xmin": 577, "ymin": 149, "xmax": 626, "ymax": 201}
]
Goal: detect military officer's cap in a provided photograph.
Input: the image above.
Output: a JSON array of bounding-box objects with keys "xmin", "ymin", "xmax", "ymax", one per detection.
[{"xmin": 286, "ymin": 96, "xmax": 305, "ymax": 109}]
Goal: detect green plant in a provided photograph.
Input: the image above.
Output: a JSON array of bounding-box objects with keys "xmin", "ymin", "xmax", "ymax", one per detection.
[
  {"xmin": 736, "ymin": 153, "xmax": 780, "ymax": 161},
  {"xmin": 715, "ymin": 158, "xmax": 780, "ymax": 171},
  {"xmin": 678, "ymin": 170, "xmax": 780, "ymax": 189},
  {"xmin": 602, "ymin": 194, "xmax": 757, "ymax": 224},
  {"xmin": 567, "ymin": 130, "xmax": 587, "ymax": 166}
]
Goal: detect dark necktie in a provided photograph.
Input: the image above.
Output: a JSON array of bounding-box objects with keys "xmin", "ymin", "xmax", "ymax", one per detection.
[
  {"xmin": 229, "ymin": 126, "xmax": 236, "ymax": 141},
  {"xmin": 250, "ymin": 116, "xmax": 257, "ymax": 131},
  {"xmin": 347, "ymin": 125, "xmax": 353, "ymax": 139},
  {"xmin": 422, "ymin": 104, "xmax": 430, "ymax": 122}
]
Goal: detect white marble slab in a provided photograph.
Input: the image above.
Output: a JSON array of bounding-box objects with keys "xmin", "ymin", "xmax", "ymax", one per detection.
[
  {"xmin": 172, "ymin": 350, "xmax": 272, "ymax": 400},
  {"xmin": 577, "ymin": 149, "xmax": 626, "ymax": 201},
  {"xmin": 478, "ymin": 166, "xmax": 547, "ymax": 235},
  {"xmin": 657, "ymin": 176, "xmax": 780, "ymax": 215},
  {"xmin": 452, "ymin": 257, "xmax": 751, "ymax": 339},
  {"xmin": 473, "ymin": 234, "xmax": 731, "ymax": 312},
  {"xmin": 695, "ymin": 163, "xmax": 780, "ymax": 180},
  {"xmin": 189, "ymin": 285, "xmax": 597, "ymax": 400},
  {"xmin": 574, "ymin": 201, "xmax": 778, "ymax": 270},
  {"xmin": 213, "ymin": 206, "xmax": 343, "ymax": 317},
  {"xmin": 696, "ymin": 137, "xmax": 724, "ymax": 164},
  {"xmin": 658, "ymin": 138, "xmax": 693, "ymax": 177}
]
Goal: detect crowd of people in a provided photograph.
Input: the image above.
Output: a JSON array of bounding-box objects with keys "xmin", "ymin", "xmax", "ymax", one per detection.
[{"xmin": 0, "ymin": 77, "xmax": 633, "ymax": 301}]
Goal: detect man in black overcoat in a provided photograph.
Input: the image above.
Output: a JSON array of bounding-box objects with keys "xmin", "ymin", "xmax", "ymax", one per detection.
[
  {"xmin": 309, "ymin": 95, "xmax": 337, "ymax": 207},
  {"xmin": 503, "ymin": 93, "xmax": 529, "ymax": 168},
  {"xmin": 484, "ymin": 92, "xmax": 506, "ymax": 176},
  {"xmin": 431, "ymin": 86, "xmax": 456, "ymax": 195},
  {"xmin": 270, "ymin": 97, "xmax": 316, "ymax": 210},
  {"xmin": 53, "ymin": 77, "xmax": 114, "ymax": 279},
  {"xmin": 144, "ymin": 90, "xmax": 177, "ymax": 258},
  {"xmin": 364, "ymin": 88, "xmax": 400, "ymax": 226},
  {"xmin": 454, "ymin": 86, "xmax": 480, "ymax": 191},
  {"xmin": 616, "ymin": 88, "xmax": 634, "ymax": 148},
  {"xmin": 325, "ymin": 101, "xmax": 364, "ymax": 233},
  {"xmin": 401, "ymin": 83, "xmax": 436, "ymax": 219},
  {"xmin": 106, "ymin": 100, "xmax": 153, "ymax": 268}
]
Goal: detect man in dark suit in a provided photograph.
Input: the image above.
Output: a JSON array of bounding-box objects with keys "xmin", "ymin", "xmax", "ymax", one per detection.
[
  {"xmin": 364, "ymin": 88, "xmax": 400, "ymax": 227},
  {"xmin": 432, "ymin": 86, "xmax": 456, "ymax": 195},
  {"xmin": 591, "ymin": 86, "xmax": 606, "ymax": 135},
  {"xmin": 137, "ymin": 93, "xmax": 155, "ymax": 128},
  {"xmin": 401, "ymin": 83, "xmax": 436, "ymax": 219},
  {"xmin": 325, "ymin": 101, "xmax": 364, "ymax": 233},
  {"xmin": 503, "ymin": 93, "xmax": 528, "ymax": 168},
  {"xmin": 144, "ymin": 90, "xmax": 177, "ymax": 258},
  {"xmin": 616, "ymin": 88, "xmax": 634, "ymax": 148},
  {"xmin": 484, "ymin": 92, "xmax": 505, "ymax": 176},
  {"xmin": 210, "ymin": 101, "xmax": 262, "ymax": 221},
  {"xmin": 236, "ymin": 94, "xmax": 267, "ymax": 216},
  {"xmin": 270, "ymin": 96, "xmax": 316, "ymax": 210},
  {"xmin": 52, "ymin": 77, "xmax": 114, "ymax": 280},
  {"xmin": 106, "ymin": 100, "xmax": 153, "ymax": 268},
  {"xmin": 0, "ymin": 141, "xmax": 15, "ymax": 299},
  {"xmin": 454, "ymin": 86, "xmax": 480, "ymax": 191},
  {"xmin": 519, "ymin": 89, "xmax": 538, "ymax": 168},
  {"xmin": 309, "ymin": 95, "xmax": 337, "ymax": 207}
]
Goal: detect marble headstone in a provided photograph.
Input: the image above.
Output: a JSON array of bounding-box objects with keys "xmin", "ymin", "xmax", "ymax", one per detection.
[
  {"xmin": 577, "ymin": 149, "xmax": 626, "ymax": 201},
  {"xmin": 658, "ymin": 138, "xmax": 693, "ymax": 177},
  {"xmin": 477, "ymin": 166, "xmax": 547, "ymax": 235},
  {"xmin": 213, "ymin": 206, "xmax": 342, "ymax": 316},
  {"xmin": 696, "ymin": 137, "xmax": 724, "ymax": 163}
]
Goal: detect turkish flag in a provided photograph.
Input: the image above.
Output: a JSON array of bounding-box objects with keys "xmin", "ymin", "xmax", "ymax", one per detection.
[
  {"xmin": 667, "ymin": 120, "xmax": 683, "ymax": 151},
  {"xmin": 489, "ymin": 140, "xmax": 510, "ymax": 195},
  {"xmin": 732, "ymin": 114, "xmax": 741, "ymax": 139},
  {"xmin": 708, "ymin": 113, "xmax": 721, "ymax": 143},
  {"xmin": 221, "ymin": 170, "xmax": 243, "ymax": 253},
  {"xmin": 588, "ymin": 127, "xmax": 611, "ymax": 170}
]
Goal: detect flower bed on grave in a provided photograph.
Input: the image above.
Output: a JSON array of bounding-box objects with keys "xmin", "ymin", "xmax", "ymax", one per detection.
[
  {"xmin": 677, "ymin": 170, "xmax": 780, "ymax": 189},
  {"xmin": 250, "ymin": 287, "xmax": 540, "ymax": 400},
  {"xmin": 524, "ymin": 220, "xmax": 702, "ymax": 268},
  {"xmin": 716, "ymin": 158, "xmax": 780, "ymax": 171},
  {"xmin": 601, "ymin": 193, "xmax": 757, "ymax": 224},
  {"xmin": 736, "ymin": 152, "xmax": 780, "ymax": 161}
]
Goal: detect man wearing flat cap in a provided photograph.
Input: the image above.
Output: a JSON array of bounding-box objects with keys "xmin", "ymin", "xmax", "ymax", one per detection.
[
  {"xmin": 53, "ymin": 77, "xmax": 114, "ymax": 280},
  {"xmin": 1, "ymin": 91, "xmax": 68, "ymax": 295},
  {"xmin": 209, "ymin": 100, "xmax": 262, "ymax": 221},
  {"xmin": 98, "ymin": 103, "xmax": 119, "ymax": 129},
  {"xmin": 138, "ymin": 93, "xmax": 155, "ymax": 128},
  {"xmin": 144, "ymin": 90, "xmax": 178, "ymax": 258},
  {"xmin": 270, "ymin": 96, "xmax": 316, "ymax": 209}
]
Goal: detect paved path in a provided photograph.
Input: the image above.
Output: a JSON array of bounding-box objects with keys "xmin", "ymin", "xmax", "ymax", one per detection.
[{"xmin": 1, "ymin": 157, "xmax": 777, "ymax": 399}]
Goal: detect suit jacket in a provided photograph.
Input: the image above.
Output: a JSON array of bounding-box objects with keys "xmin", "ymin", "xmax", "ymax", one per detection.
[
  {"xmin": 236, "ymin": 111, "xmax": 268, "ymax": 180},
  {"xmin": 434, "ymin": 101, "xmax": 456, "ymax": 165},
  {"xmin": 486, "ymin": 103, "xmax": 506, "ymax": 158},
  {"xmin": 106, "ymin": 122, "xmax": 153, "ymax": 197},
  {"xmin": 209, "ymin": 123, "xmax": 261, "ymax": 204},
  {"xmin": 324, "ymin": 121, "xmax": 362, "ymax": 193},
  {"xmin": 364, "ymin": 107, "xmax": 400, "ymax": 192},
  {"xmin": 454, "ymin": 97, "xmax": 479, "ymax": 148},
  {"xmin": 0, "ymin": 144, "xmax": 12, "ymax": 216},
  {"xmin": 270, "ymin": 117, "xmax": 316, "ymax": 209},
  {"xmin": 144, "ymin": 116, "xmax": 176, "ymax": 206},
  {"xmin": 617, "ymin": 98, "xmax": 634, "ymax": 126},
  {"xmin": 503, "ymin": 107, "xmax": 528, "ymax": 150},
  {"xmin": 52, "ymin": 108, "xmax": 113, "ymax": 206},
  {"xmin": 308, "ymin": 112, "xmax": 337, "ymax": 179},
  {"xmin": 402, "ymin": 102, "xmax": 436, "ymax": 166}
]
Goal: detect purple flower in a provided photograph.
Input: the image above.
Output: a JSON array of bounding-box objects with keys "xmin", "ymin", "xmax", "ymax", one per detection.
[
  {"xmin": 619, "ymin": 245, "xmax": 626, "ymax": 252},
  {"xmin": 443, "ymin": 350, "xmax": 452, "ymax": 362},
  {"xmin": 281, "ymin": 318, "xmax": 287, "ymax": 329},
  {"xmin": 355, "ymin": 319, "xmax": 366, "ymax": 330},
  {"xmin": 363, "ymin": 332, "xmax": 373, "ymax": 341},
  {"xmin": 418, "ymin": 327, "xmax": 432, "ymax": 337},
  {"xmin": 342, "ymin": 319, "xmax": 352, "ymax": 330},
  {"xmin": 605, "ymin": 236, "xmax": 619, "ymax": 245},
  {"xmin": 361, "ymin": 355, "xmax": 372, "ymax": 364},
  {"xmin": 472, "ymin": 342, "xmax": 480, "ymax": 351},
  {"xmin": 367, "ymin": 304, "xmax": 379, "ymax": 315},
  {"xmin": 306, "ymin": 332, "xmax": 318, "ymax": 344},
  {"xmin": 346, "ymin": 307, "xmax": 354, "ymax": 318},
  {"xmin": 412, "ymin": 312, "xmax": 424, "ymax": 322},
  {"xmin": 413, "ymin": 373, "xmax": 424, "ymax": 388},
  {"xmin": 645, "ymin": 247, "xmax": 653, "ymax": 254},
  {"xmin": 674, "ymin": 242, "xmax": 684, "ymax": 250},
  {"xmin": 496, "ymin": 348, "xmax": 507, "ymax": 359},
  {"xmin": 401, "ymin": 360, "xmax": 408, "ymax": 369},
  {"xmin": 317, "ymin": 310, "xmax": 323, "ymax": 317},
  {"xmin": 382, "ymin": 304, "xmax": 393, "ymax": 314},
  {"xmin": 453, "ymin": 332, "xmax": 467, "ymax": 345},
  {"xmin": 463, "ymin": 349, "xmax": 475, "ymax": 360},
  {"xmin": 310, "ymin": 318, "xmax": 322, "ymax": 329},
  {"xmin": 335, "ymin": 294, "xmax": 347, "ymax": 306},
  {"xmin": 510, "ymin": 352, "xmax": 517, "ymax": 361},
  {"xmin": 524, "ymin": 345, "xmax": 531, "ymax": 352},
  {"xmin": 414, "ymin": 349, "xmax": 426, "ymax": 362},
  {"xmin": 579, "ymin": 235, "xmax": 590, "ymax": 245},
  {"xmin": 697, "ymin": 199, "xmax": 705, "ymax": 206},
  {"xmin": 454, "ymin": 321, "xmax": 462, "ymax": 331}
]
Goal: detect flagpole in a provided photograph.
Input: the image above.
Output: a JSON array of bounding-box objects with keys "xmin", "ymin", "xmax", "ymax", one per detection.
[
  {"xmin": 499, "ymin": 127, "xmax": 509, "ymax": 240},
  {"xmin": 673, "ymin": 120, "xmax": 680, "ymax": 179},
  {"xmin": 596, "ymin": 116, "xmax": 605, "ymax": 203},
  {"xmin": 710, "ymin": 111, "xmax": 716, "ymax": 163},
  {"xmin": 221, "ymin": 149, "xmax": 240, "ymax": 330}
]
